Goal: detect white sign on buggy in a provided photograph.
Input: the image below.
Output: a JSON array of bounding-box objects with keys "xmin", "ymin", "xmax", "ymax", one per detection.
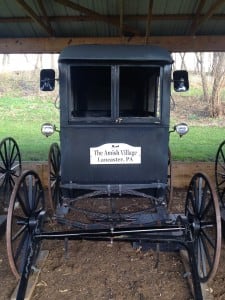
[{"xmin": 90, "ymin": 143, "xmax": 141, "ymax": 165}]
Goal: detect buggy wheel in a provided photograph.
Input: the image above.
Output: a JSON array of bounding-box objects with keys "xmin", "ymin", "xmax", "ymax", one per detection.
[
  {"xmin": 215, "ymin": 140, "xmax": 225, "ymax": 205},
  {"xmin": 0, "ymin": 137, "xmax": 22, "ymax": 208},
  {"xmin": 6, "ymin": 170, "xmax": 45, "ymax": 279},
  {"xmin": 48, "ymin": 143, "xmax": 61, "ymax": 212},
  {"xmin": 166, "ymin": 148, "xmax": 173, "ymax": 209},
  {"xmin": 185, "ymin": 172, "xmax": 221, "ymax": 283}
]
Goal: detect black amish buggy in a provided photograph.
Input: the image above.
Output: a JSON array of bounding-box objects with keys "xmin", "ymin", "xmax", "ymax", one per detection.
[{"xmin": 6, "ymin": 45, "xmax": 221, "ymax": 300}]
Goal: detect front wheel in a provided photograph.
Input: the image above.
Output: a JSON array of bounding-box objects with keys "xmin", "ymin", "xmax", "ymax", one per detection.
[{"xmin": 185, "ymin": 172, "xmax": 221, "ymax": 283}]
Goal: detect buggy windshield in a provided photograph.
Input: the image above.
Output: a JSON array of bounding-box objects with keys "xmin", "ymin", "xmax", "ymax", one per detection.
[{"xmin": 70, "ymin": 64, "xmax": 161, "ymax": 122}]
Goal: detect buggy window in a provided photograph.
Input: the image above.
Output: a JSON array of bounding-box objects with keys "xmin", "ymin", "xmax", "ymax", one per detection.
[
  {"xmin": 69, "ymin": 64, "xmax": 161, "ymax": 122},
  {"xmin": 70, "ymin": 66, "xmax": 111, "ymax": 118},
  {"xmin": 119, "ymin": 66, "xmax": 160, "ymax": 119}
]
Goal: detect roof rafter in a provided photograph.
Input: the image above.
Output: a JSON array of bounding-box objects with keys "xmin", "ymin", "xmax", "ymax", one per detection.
[
  {"xmin": 189, "ymin": 0, "xmax": 225, "ymax": 35},
  {"xmin": 188, "ymin": 0, "xmax": 207, "ymax": 34},
  {"xmin": 37, "ymin": 0, "xmax": 54, "ymax": 35},
  {"xmin": 1, "ymin": 14, "xmax": 225, "ymax": 24},
  {"xmin": 145, "ymin": 0, "xmax": 154, "ymax": 43},
  {"xmin": 54, "ymin": 0, "xmax": 141, "ymax": 36},
  {"xmin": 119, "ymin": 0, "xmax": 123, "ymax": 37},
  {"xmin": 15, "ymin": 0, "xmax": 53, "ymax": 36}
]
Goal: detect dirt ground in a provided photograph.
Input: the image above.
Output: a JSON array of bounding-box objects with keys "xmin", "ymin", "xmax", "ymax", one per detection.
[{"xmin": 1, "ymin": 189, "xmax": 225, "ymax": 300}]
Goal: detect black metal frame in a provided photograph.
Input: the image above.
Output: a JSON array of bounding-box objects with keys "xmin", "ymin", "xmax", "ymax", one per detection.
[{"xmin": 15, "ymin": 209, "xmax": 203, "ymax": 300}]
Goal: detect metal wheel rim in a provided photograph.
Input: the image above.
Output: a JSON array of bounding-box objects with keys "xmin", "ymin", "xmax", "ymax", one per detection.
[
  {"xmin": 6, "ymin": 170, "xmax": 45, "ymax": 279},
  {"xmin": 185, "ymin": 172, "xmax": 221, "ymax": 283},
  {"xmin": 215, "ymin": 140, "xmax": 225, "ymax": 206},
  {"xmin": 48, "ymin": 143, "xmax": 61, "ymax": 212},
  {"xmin": 0, "ymin": 137, "xmax": 22, "ymax": 207}
]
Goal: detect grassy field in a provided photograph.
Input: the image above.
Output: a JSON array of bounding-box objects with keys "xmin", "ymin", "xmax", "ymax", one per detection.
[
  {"xmin": 169, "ymin": 126, "xmax": 224, "ymax": 161},
  {"xmin": 0, "ymin": 71, "xmax": 225, "ymax": 161},
  {"xmin": 0, "ymin": 94, "xmax": 224, "ymax": 161},
  {"xmin": 0, "ymin": 96, "xmax": 59, "ymax": 161}
]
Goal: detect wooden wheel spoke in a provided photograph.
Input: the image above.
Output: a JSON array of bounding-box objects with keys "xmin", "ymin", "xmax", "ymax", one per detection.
[
  {"xmin": 9, "ymin": 144, "xmax": 18, "ymax": 166},
  {"xmin": 0, "ymin": 165, "xmax": 6, "ymax": 173},
  {"xmin": 22, "ymin": 183, "xmax": 30, "ymax": 211},
  {"xmin": 14, "ymin": 231, "xmax": 29, "ymax": 267},
  {"xmin": 1, "ymin": 175, "xmax": 7, "ymax": 189},
  {"xmin": 217, "ymin": 161, "xmax": 225, "ymax": 172},
  {"xmin": 188, "ymin": 191, "xmax": 196, "ymax": 214},
  {"xmin": 198, "ymin": 238, "xmax": 207, "ymax": 277},
  {"xmin": 0, "ymin": 148, "xmax": 7, "ymax": 167},
  {"xmin": 219, "ymin": 147, "xmax": 225, "ymax": 163},
  {"xmin": 217, "ymin": 177, "xmax": 225, "ymax": 187},
  {"xmin": 3, "ymin": 142, "xmax": 9, "ymax": 166},
  {"xmin": 186, "ymin": 205, "xmax": 194, "ymax": 216},
  {"xmin": 16, "ymin": 191, "xmax": 30, "ymax": 217},
  {"xmin": 200, "ymin": 199, "xmax": 213, "ymax": 220},
  {"xmin": 12, "ymin": 223, "xmax": 27, "ymax": 242},
  {"xmin": 51, "ymin": 150, "xmax": 59, "ymax": 174},
  {"xmin": 201, "ymin": 227, "xmax": 216, "ymax": 250},
  {"xmin": 200, "ymin": 234, "xmax": 213, "ymax": 271}
]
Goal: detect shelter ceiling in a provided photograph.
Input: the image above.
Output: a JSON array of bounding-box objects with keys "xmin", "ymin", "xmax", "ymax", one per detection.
[{"xmin": 0, "ymin": 0, "xmax": 225, "ymax": 53}]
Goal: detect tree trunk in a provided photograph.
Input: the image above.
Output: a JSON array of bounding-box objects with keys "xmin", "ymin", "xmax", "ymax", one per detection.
[
  {"xmin": 210, "ymin": 53, "xmax": 225, "ymax": 117},
  {"xmin": 195, "ymin": 53, "xmax": 209, "ymax": 103}
]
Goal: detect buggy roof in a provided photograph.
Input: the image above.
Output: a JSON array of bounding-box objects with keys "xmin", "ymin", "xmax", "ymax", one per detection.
[{"xmin": 59, "ymin": 45, "xmax": 173, "ymax": 64}]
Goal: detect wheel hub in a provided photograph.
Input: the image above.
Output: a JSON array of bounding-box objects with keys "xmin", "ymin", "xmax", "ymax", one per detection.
[{"xmin": 187, "ymin": 214, "xmax": 201, "ymax": 237}]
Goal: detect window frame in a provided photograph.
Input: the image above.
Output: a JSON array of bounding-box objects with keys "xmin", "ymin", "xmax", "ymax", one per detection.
[{"xmin": 68, "ymin": 62, "xmax": 163, "ymax": 125}]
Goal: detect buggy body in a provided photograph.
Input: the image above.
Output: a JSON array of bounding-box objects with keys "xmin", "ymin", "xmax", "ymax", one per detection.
[{"xmin": 57, "ymin": 45, "xmax": 174, "ymax": 200}]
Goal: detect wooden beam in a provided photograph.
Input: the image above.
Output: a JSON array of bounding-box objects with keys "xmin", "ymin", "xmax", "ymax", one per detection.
[{"xmin": 0, "ymin": 36, "xmax": 225, "ymax": 53}]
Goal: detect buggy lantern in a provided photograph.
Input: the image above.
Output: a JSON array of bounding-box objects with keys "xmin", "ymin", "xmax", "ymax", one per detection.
[
  {"xmin": 174, "ymin": 123, "xmax": 189, "ymax": 137},
  {"xmin": 41, "ymin": 123, "xmax": 55, "ymax": 137}
]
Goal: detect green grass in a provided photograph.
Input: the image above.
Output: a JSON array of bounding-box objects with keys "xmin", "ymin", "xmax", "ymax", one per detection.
[
  {"xmin": 0, "ymin": 96, "xmax": 59, "ymax": 160},
  {"xmin": 0, "ymin": 96, "xmax": 225, "ymax": 161},
  {"xmin": 169, "ymin": 126, "xmax": 225, "ymax": 161}
]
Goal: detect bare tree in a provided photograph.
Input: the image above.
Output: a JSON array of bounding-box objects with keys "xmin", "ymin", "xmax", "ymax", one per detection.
[
  {"xmin": 34, "ymin": 54, "xmax": 43, "ymax": 70},
  {"xmin": 179, "ymin": 52, "xmax": 187, "ymax": 70},
  {"xmin": 2, "ymin": 54, "xmax": 10, "ymax": 68},
  {"xmin": 196, "ymin": 52, "xmax": 225, "ymax": 117},
  {"xmin": 195, "ymin": 53, "xmax": 210, "ymax": 103},
  {"xmin": 211, "ymin": 53, "xmax": 225, "ymax": 117}
]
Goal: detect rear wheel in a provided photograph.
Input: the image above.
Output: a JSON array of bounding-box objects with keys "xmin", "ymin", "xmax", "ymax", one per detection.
[
  {"xmin": 0, "ymin": 137, "xmax": 22, "ymax": 208},
  {"xmin": 6, "ymin": 170, "xmax": 45, "ymax": 279},
  {"xmin": 185, "ymin": 172, "xmax": 221, "ymax": 282},
  {"xmin": 215, "ymin": 140, "xmax": 225, "ymax": 205}
]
